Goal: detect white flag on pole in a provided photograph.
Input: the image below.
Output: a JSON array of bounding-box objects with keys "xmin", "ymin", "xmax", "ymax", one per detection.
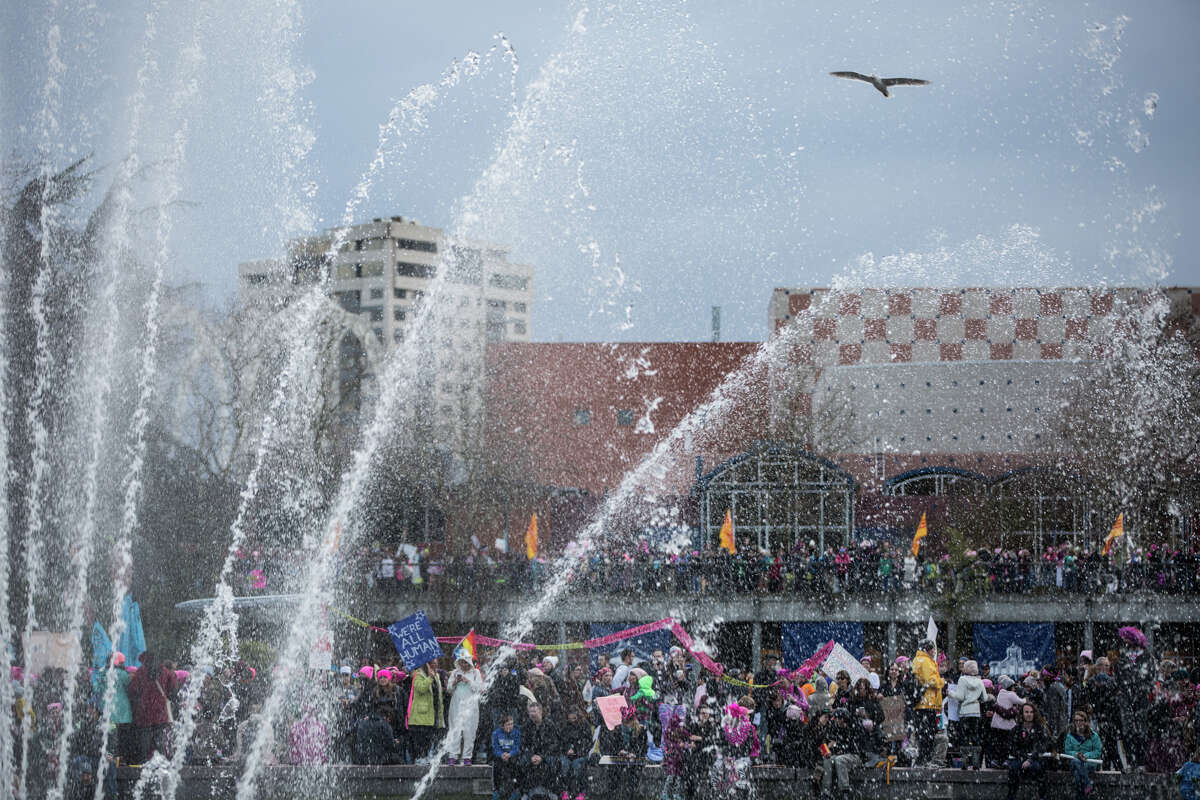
[{"xmin": 926, "ymin": 616, "xmax": 938, "ymax": 645}]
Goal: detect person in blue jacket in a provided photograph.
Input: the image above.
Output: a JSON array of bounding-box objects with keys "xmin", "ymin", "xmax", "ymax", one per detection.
[
  {"xmin": 1062, "ymin": 709, "xmax": 1102, "ymax": 800},
  {"xmin": 491, "ymin": 714, "xmax": 522, "ymax": 800}
]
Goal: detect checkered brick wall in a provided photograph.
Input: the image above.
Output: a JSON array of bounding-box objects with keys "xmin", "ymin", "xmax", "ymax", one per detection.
[
  {"xmin": 765, "ymin": 287, "xmax": 1200, "ymax": 442},
  {"xmin": 768, "ymin": 287, "xmax": 1199, "ymax": 365}
]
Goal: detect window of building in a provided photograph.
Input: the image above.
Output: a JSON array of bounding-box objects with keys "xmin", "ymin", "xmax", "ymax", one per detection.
[
  {"xmin": 396, "ymin": 238, "xmax": 437, "ymax": 253},
  {"xmin": 393, "ymin": 308, "xmax": 406, "ymax": 321},
  {"xmin": 574, "ymin": 409, "xmax": 591, "ymax": 426},
  {"xmin": 513, "ymin": 302, "xmax": 527, "ymax": 313},
  {"xmin": 394, "ymin": 288, "xmax": 407, "ymax": 299},
  {"xmin": 333, "ymin": 290, "xmax": 360, "ymax": 312},
  {"xmin": 617, "ymin": 409, "xmax": 634, "ymax": 426},
  {"xmin": 489, "ymin": 273, "xmax": 529, "ymax": 291},
  {"xmin": 357, "ymin": 237, "xmax": 385, "ymax": 251},
  {"xmin": 361, "ymin": 261, "xmax": 384, "ymax": 277},
  {"xmin": 397, "ymin": 261, "xmax": 436, "ymax": 279},
  {"xmin": 244, "ymin": 273, "xmax": 267, "ymax": 285},
  {"xmin": 372, "ymin": 327, "xmax": 383, "ymax": 342},
  {"xmin": 393, "ymin": 329, "xmax": 405, "ymax": 343},
  {"xmin": 487, "ymin": 299, "xmax": 507, "ymax": 310},
  {"xmin": 369, "ymin": 288, "xmax": 384, "ymax": 300},
  {"xmin": 512, "ymin": 321, "xmax": 527, "ymax": 335},
  {"xmin": 366, "ymin": 306, "xmax": 383, "ymax": 321},
  {"xmin": 336, "ymin": 263, "xmax": 359, "ymax": 280}
]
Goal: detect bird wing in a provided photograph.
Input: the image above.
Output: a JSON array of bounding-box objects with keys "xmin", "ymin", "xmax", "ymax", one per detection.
[
  {"xmin": 882, "ymin": 78, "xmax": 930, "ymax": 87},
  {"xmin": 830, "ymin": 71, "xmax": 872, "ymax": 83}
]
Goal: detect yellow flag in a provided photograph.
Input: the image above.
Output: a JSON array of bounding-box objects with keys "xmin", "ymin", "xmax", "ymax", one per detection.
[
  {"xmin": 1102, "ymin": 513, "xmax": 1123, "ymax": 556},
  {"xmin": 718, "ymin": 509, "xmax": 736, "ymax": 554},
  {"xmin": 910, "ymin": 512, "xmax": 928, "ymax": 557},
  {"xmin": 524, "ymin": 513, "xmax": 539, "ymax": 560}
]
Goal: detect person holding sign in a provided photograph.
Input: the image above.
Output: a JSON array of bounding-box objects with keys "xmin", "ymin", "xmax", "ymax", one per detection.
[
  {"xmin": 911, "ymin": 639, "xmax": 945, "ymax": 767},
  {"xmin": 405, "ymin": 662, "xmax": 445, "ymax": 764},
  {"xmin": 599, "ymin": 706, "xmax": 648, "ymax": 798},
  {"xmin": 1062, "ymin": 710, "xmax": 1102, "ymax": 800}
]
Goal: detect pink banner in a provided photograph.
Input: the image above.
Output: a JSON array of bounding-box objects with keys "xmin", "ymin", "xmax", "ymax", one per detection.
[{"xmin": 427, "ymin": 617, "xmax": 824, "ymax": 689}]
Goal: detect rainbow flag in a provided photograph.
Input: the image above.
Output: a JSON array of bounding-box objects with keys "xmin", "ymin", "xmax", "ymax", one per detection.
[
  {"xmin": 910, "ymin": 512, "xmax": 928, "ymax": 557},
  {"xmin": 718, "ymin": 509, "xmax": 736, "ymax": 554},
  {"xmin": 453, "ymin": 629, "xmax": 477, "ymax": 663},
  {"xmin": 1102, "ymin": 513, "xmax": 1124, "ymax": 556}
]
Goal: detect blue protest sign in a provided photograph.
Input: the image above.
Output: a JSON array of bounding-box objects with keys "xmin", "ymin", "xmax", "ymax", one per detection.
[{"xmin": 388, "ymin": 611, "xmax": 441, "ymax": 671}]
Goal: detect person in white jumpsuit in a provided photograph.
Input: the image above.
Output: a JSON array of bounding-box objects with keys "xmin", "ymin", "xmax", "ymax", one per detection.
[{"xmin": 446, "ymin": 656, "xmax": 484, "ymax": 764}]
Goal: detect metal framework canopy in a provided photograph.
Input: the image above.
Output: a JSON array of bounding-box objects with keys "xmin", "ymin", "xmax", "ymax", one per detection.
[{"xmin": 697, "ymin": 442, "xmax": 855, "ymax": 552}]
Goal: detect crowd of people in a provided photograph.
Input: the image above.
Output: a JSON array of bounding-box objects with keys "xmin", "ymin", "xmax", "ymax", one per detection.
[
  {"xmin": 338, "ymin": 540, "xmax": 1200, "ymax": 599},
  {"xmin": 14, "ymin": 623, "xmax": 1200, "ymax": 800}
]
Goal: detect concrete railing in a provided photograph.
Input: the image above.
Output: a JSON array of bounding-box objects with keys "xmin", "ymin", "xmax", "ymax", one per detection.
[{"xmin": 114, "ymin": 762, "xmax": 1180, "ymax": 800}]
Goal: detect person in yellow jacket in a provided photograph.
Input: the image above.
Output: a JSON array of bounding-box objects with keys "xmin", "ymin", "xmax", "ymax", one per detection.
[{"xmin": 911, "ymin": 640, "xmax": 945, "ymax": 766}]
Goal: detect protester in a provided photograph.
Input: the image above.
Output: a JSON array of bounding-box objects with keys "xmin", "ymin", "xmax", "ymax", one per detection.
[
  {"xmin": 446, "ymin": 656, "xmax": 484, "ymax": 765},
  {"xmin": 405, "ymin": 662, "xmax": 445, "ymax": 765},
  {"xmin": 911, "ymin": 640, "xmax": 945, "ymax": 766},
  {"xmin": 490, "ymin": 714, "xmax": 521, "ymax": 800},
  {"xmin": 520, "ymin": 702, "xmax": 560, "ymax": 798},
  {"xmin": 1005, "ymin": 703, "xmax": 1050, "ymax": 800},
  {"xmin": 1063, "ymin": 709, "xmax": 1102, "ymax": 800},
  {"xmin": 948, "ymin": 659, "xmax": 984, "ymax": 768},
  {"xmin": 126, "ymin": 651, "xmax": 179, "ymax": 762},
  {"xmin": 558, "ymin": 705, "xmax": 594, "ymax": 800},
  {"xmin": 598, "ymin": 706, "xmax": 648, "ymax": 799}
]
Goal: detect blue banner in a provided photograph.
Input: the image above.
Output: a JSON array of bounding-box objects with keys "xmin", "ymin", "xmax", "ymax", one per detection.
[
  {"xmin": 589, "ymin": 623, "xmax": 671, "ymax": 673},
  {"xmin": 782, "ymin": 622, "xmax": 863, "ymax": 668},
  {"xmin": 389, "ymin": 611, "xmax": 441, "ymax": 671},
  {"xmin": 973, "ymin": 623, "xmax": 1054, "ymax": 678}
]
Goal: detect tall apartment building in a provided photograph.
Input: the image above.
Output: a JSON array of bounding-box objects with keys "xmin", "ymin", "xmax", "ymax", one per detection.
[{"xmin": 238, "ymin": 215, "xmax": 534, "ymax": 440}]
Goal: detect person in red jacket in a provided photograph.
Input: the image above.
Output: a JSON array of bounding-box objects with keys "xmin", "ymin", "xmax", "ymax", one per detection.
[{"xmin": 126, "ymin": 651, "xmax": 180, "ymax": 762}]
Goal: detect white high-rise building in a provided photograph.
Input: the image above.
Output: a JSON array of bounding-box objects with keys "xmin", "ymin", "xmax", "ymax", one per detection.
[{"xmin": 238, "ymin": 215, "xmax": 534, "ymax": 439}]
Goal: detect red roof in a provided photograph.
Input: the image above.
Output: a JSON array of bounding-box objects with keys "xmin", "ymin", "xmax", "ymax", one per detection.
[{"xmin": 485, "ymin": 342, "xmax": 768, "ymax": 494}]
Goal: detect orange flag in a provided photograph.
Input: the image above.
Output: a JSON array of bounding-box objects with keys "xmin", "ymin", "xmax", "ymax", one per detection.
[
  {"xmin": 1102, "ymin": 513, "xmax": 1123, "ymax": 556},
  {"xmin": 910, "ymin": 512, "xmax": 928, "ymax": 557},
  {"xmin": 524, "ymin": 513, "xmax": 539, "ymax": 560},
  {"xmin": 718, "ymin": 509, "xmax": 736, "ymax": 554}
]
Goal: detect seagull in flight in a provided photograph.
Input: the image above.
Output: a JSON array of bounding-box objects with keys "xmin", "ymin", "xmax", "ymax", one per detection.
[{"xmin": 830, "ymin": 71, "xmax": 930, "ymax": 97}]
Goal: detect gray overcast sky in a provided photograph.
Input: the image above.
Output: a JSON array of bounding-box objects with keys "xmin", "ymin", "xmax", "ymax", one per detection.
[{"xmin": 3, "ymin": 1, "xmax": 1199, "ymax": 341}]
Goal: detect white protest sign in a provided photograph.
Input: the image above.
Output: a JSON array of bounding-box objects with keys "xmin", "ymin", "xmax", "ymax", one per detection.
[
  {"xmin": 820, "ymin": 642, "xmax": 871, "ymax": 684},
  {"xmin": 308, "ymin": 629, "xmax": 333, "ymax": 671}
]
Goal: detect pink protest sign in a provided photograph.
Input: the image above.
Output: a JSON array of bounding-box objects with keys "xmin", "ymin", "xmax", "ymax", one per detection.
[{"xmin": 595, "ymin": 694, "xmax": 628, "ymax": 731}]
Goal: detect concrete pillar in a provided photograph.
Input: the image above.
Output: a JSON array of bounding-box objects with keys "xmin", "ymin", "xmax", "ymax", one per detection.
[
  {"xmin": 752, "ymin": 620, "xmax": 763, "ymax": 674},
  {"xmin": 887, "ymin": 621, "xmax": 897, "ymax": 664},
  {"xmin": 1083, "ymin": 619, "xmax": 1094, "ymax": 652}
]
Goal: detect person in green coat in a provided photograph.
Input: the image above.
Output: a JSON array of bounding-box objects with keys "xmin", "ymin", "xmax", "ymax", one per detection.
[
  {"xmin": 1062, "ymin": 709, "xmax": 1103, "ymax": 800},
  {"xmin": 405, "ymin": 662, "xmax": 445, "ymax": 764},
  {"xmin": 93, "ymin": 654, "xmax": 135, "ymax": 760}
]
